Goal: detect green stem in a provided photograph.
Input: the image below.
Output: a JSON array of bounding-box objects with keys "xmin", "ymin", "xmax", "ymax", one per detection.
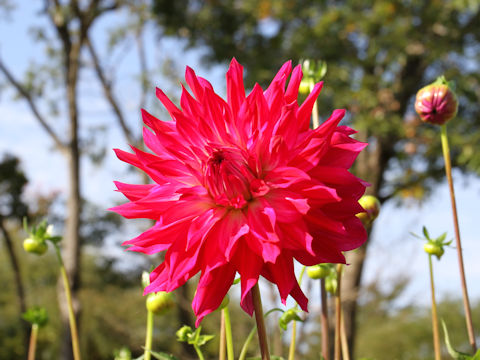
[
  {"xmin": 252, "ymin": 283, "xmax": 270, "ymax": 360},
  {"xmin": 429, "ymin": 255, "xmax": 442, "ymax": 360},
  {"xmin": 193, "ymin": 344, "xmax": 205, "ymax": 360},
  {"xmin": 239, "ymin": 309, "xmax": 283, "ymax": 360},
  {"xmin": 288, "ymin": 321, "xmax": 297, "ymax": 360},
  {"xmin": 288, "ymin": 266, "xmax": 307, "ymax": 360},
  {"xmin": 54, "ymin": 244, "xmax": 81, "ymax": 360},
  {"xmin": 223, "ymin": 307, "xmax": 235, "ymax": 360},
  {"xmin": 440, "ymin": 124, "xmax": 477, "ymax": 351},
  {"xmin": 144, "ymin": 310, "xmax": 154, "ymax": 360},
  {"xmin": 27, "ymin": 323, "xmax": 38, "ymax": 360}
]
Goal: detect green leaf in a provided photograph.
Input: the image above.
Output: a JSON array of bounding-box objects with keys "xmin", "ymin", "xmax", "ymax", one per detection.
[
  {"xmin": 422, "ymin": 226, "xmax": 430, "ymax": 240},
  {"xmin": 442, "ymin": 320, "xmax": 472, "ymax": 359},
  {"xmin": 149, "ymin": 350, "xmax": 179, "ymax": 360},
  {"xmin": 196, "ymin": 334, "xmax": 215, "ymax": 346},
  {"xmin": 437, "ymin": 232, "xmax": 447, "ymax": 243}
]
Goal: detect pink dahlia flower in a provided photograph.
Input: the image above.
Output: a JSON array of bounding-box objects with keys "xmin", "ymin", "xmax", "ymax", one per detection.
[{"xmin": 111, "ymin": 59, "xmax": 368, "ymax": 325}]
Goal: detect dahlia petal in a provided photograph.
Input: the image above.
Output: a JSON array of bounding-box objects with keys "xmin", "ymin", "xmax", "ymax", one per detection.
[
  {"xmin": 265, "ymin": 166, "xmax": 311, "ymax": 188},
  {"xmin": 276, "ymin": 221, "xmax": 314, "ymax": 255},
  {"xmin": 289, "ymin": 281, "xmax": 308, "ymax": 312},
  {"xmin": 285, "ymin": 64, "xmax": 303, "ymax": 103},
  {"xmin": 109, "ymin": 202, "xmax": 162, "ymax": 220},
  {"xmin": 298, "ymin": 82, "xmax": 324, "ymax": 131},
  {"xmin": 185, "ymin": 66, "xmax": 206, "ymax": 100},
  {"xmin": 233, "ymin": 241, "xmax": 263, "ymax": 315},
  {"xmin": 114, "ymin": 181, "xmax": 155, "ymax": 201},
  {"xmin": 156, "ymin": 87, "xmax": 181, "ymax": 116},
  {"xmin": 192, "ymin": 263, "xmax": 236, "ymax": 326},
  {"xmin": 226, "ymin": 58, "xmax": 245, "ymax": 120},
  {"xmin": 309, "ymin": 166, "xmax": 368, "ymax": 199},
  {"xmin": 261, "ymin": 252, "xmax": 296, "ymax": 304}
]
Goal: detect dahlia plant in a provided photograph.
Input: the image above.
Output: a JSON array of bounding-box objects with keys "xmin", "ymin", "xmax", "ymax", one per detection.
[{"xmin": 112, "ymin": 58, "xmax": 368, "ymax": 358}]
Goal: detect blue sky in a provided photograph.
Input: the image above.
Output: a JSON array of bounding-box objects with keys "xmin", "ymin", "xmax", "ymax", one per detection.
[{"xmin": 1, "ymin": 1, "xmax": 479, "ymax": 311}]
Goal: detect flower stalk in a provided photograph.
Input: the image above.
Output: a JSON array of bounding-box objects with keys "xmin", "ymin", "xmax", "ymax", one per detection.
[
  {"xmin": 219, "ymin": 311, "xmax": 226, "ymax": 360},
  {"xmin": 334, "ymin": 265, "xmax": 343, "ymax": 360},
  {"xmin": 27, "ymin": 323, "xmax": 39, "ymax": 360},
  {"xmin": 440, "ymin": 124, "xmax": 476, "ymax": 351},
  {"xmin": 54, "ymin": 243, "xmax": 81, "ymax": 360},
  {"xmin": 144, "ymin": 309, "xmax": 154, "ymax": 360},
  {"xmin": 223, "ymin": 306, "xmax": 235, "ymax": 360},
  {"xmin": 252, "ymin": 283, "xmax": 270, "ymax": 360},
  {"xmin": 428, "ymin": 254, "xmax": 442, "ymax": 360},
  {"xmin": 320, "ymin": 278, "xmax": 330, "ymax": 360}
]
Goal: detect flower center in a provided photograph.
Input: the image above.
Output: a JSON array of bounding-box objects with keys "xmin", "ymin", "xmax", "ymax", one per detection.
[{"xmin": 204, "ymin": 147, "xmax": 254, "ymax": 208}]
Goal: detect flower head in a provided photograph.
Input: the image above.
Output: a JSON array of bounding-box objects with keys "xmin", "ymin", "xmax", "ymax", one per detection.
[
  {"xmin": 111, "ymin": 59, "xmax": 368, "ymax": 325},
  {"xmin": 415, "ymin": 76, "xmax": 458, "ymax": 125}
]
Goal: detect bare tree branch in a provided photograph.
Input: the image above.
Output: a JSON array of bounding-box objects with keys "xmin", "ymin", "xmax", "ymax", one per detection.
[
  {"xmin": 85, "ymin": 36, "xmax": 137, "ymax": 145},
  {"xmin": 0, "ymin": 58, "xmax": 66, "ymax": 151}
]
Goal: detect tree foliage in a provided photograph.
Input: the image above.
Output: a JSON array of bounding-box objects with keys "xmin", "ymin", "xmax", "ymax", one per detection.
[{"xmin": 152, "ymin": 0, "xmax": 480, "ymax": 199}]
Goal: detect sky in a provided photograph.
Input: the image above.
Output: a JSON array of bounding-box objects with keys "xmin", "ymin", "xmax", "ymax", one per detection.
[{"xmin": 1, "ymin": 1, "xmax": 479, "ymax": 313}]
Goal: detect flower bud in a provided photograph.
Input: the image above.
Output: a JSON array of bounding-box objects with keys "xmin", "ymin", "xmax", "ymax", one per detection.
[
  {"xmin": 23, "ymin": 238, "xmax": 48, "ymax": 255},
  {"xmin": 423, "ymin": 242, "xmax": 445, "ymax": 260},
  {"xmin": 415, "ymin": 76, "xmax": 458, "ymax": 125},
  {"xmin": 278, "ymin": 308, "xmax": 302, "ymax": 330},
  {"xmin": 22, "ymin": 307, "xmax": 48, "ymax": 327},
  {"xmin": 299, "ymin": 59, "xmax": 327, "ymax": 95},
  {"xmin": 325, "ymin": 275, "xmax": 338, "ymax": 295},
  {"xmin": 146, "ymin": 292, "xmax": 175, "ymax": 315},
  {"xmin": 357, "ymin": 195, "xmax": 381, "ymax": 226},
  {"xmin": 114, "ymin": 347, "xmax": 132, "ymax": 360},
  {"xmin": 306, "ymin": 264, "xmax": 331, "ymax": 279},
  {"xmin": 176, "ymin": 325, "xmax": 193, "ymax": 342}
]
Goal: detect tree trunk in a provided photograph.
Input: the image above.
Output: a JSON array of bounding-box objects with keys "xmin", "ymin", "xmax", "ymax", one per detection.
[{"xmin": 0, "ymin": 217, "xmax": 29, "ymax": 358}]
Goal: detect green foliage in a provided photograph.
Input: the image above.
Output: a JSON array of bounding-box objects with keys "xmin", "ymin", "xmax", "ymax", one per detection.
[
  {"xmin": 22, "ymin": 306, "xmax": 48, "ymax": 327},
  {"xmin": 0, "ymin": 154, "xmax": 28, "ymax": 220},
  {"xmin": 151, "ymin": 0, "xmax": 480, "ymax": 200}
]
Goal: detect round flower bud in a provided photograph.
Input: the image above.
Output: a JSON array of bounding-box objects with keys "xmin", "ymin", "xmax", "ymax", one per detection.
[
  {"xmin": 325, "ymin": 276, "xmax": 338, "ymax": 295},
  {"xmin": 306, "ymin": 264, "xmax": 331, "ymax": 279},
  {"xmin": 176, "ymin": 325, "xmax": 193, "ymax": 342},
  {"xmin": 423, "ymin": 242, "xmax": 445, "ymax": 260},
  {"xmin": 415, "ymin": 76, "xmax": 458, "ymax": 125},
  {"xmin": 357, "ymin": 195, "xmax": 381, "ymax": 226},
  {"xmin": 23, "ymin": 238, "xmax": 48, "ymax": 255},
  {"xmin": 146, "ymin": 291, "xmax": 175, "ymax": 315}
]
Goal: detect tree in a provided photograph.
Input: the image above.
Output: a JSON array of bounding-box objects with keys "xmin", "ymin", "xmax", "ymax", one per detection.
[{"xmin": 150, "ymin": 0, "xmax": 480, "ymax": 356}]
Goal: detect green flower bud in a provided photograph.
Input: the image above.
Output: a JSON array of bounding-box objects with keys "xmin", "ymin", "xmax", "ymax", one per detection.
[
  {"xmin": 23, "ymin": 238, "xmax": 48, "ymax": 255},
  {"xmin": 415, "ymin": 76, "xmax": 458, "ymax": 125},
  {"xmin": 423, "ymin": 242, "xmax": 445, "ymax": 260},
  {"xmin": 299, "ymin": 59, "xmax": 327, "ymax": 95},
  {"xmin": 146, "ymin": 292, "xmax": 175, "ymax": 315},
  {"xmin": 325, "ymin": 275, "xmax": 338, "ymax": 295},
  {"xmin": 306, "ymin": 264, "xmax": 331, "ymax": 279},
  {"xmin": 357, "ymin": 195, "xmax": 381, "ymax": 226},
  {"xmin": 176, "ymin": 325, "xmax": 193, "ymax": 342},
  {"xmin": 114, "ymin": 347, "xmax": 132, "ymax": 360},
  {"xmin": 278, "ymin": 308, "xmax": 302, "ymax": 330},
  {"xmin": 22, "ymin": 307, "xmax": 48, "ymax": 327}
]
